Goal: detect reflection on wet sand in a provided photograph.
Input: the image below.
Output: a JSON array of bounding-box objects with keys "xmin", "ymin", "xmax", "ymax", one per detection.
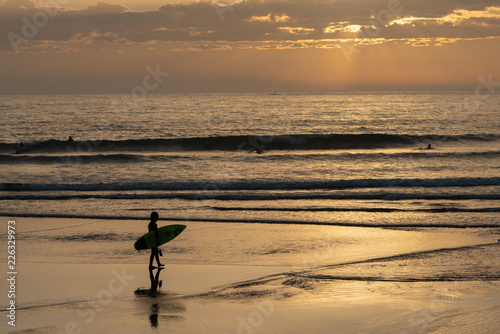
[{"xmin": 134, "ymin": 267, "xmax": 186, "ymax": 328}]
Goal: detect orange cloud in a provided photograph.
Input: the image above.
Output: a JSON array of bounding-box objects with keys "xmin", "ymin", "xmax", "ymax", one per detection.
[
  {"xmin": 247, "ymin": 13, "xmax": 290, "ymax": 23},
  {"xmin": 389, "ymin": 6, "xmax": 500, "ymax": 27},
  {"xmin": 277, "ymin": 27, "xmax": 315, "ymax": 35}
]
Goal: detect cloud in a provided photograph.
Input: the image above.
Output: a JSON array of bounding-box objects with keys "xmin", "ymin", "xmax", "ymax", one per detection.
[
  {"xmin": 83, "ymin": 2, "xmax": 132, "ymax": 14},
  {"xmin": 411, "ymin": 40, "xmax": 430, "ymax": 47},
  {"xmin": 389, "ymin": 6, "xmax": 500, "ymax": 27},
  {"xmin": 315, "ymin": 43, "xmax": 341, "ymax": 49},
  {"xmin": 247, "ymin": 13, "xmax": 290, "ymax": 23},
  {"xmin": 1, "ymin": 0, "xmax": 500, "ymax": 54},
  {"xmin": 433, "ymin": 37, "xmax": 460, "ymax": 46},
  {"xmin": 0, "ymin": 0, "xmax": 37, "ymax": 11},
  {"xmin": 324, "ymin": 23, "xmax": 373, "ymax": 34},
  {"xmin": 439, "ymin": 6, "xmax": 500, "ymax": 25},
  {"xmin": 277, "ymin": 26, "xmax": 315, "ymax": 35},
  {"xmin": 16, "ymin": 40, "xmax": 85, "ymax": 53},
  {"xmin": 171, "ymin": 43, "xmax": 232, "ymax": 52},
  {"xmin": 289, "ymin": 41, "xmax": 307, "ymax": 48},
  {"xmin": 69, "ymin": 31, "xmax": 132, "ymax": 44}
]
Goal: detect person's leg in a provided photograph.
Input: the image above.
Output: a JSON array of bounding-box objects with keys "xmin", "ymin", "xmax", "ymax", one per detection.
[
  {"xmin": 155, "ymin": 249, "xmax": 163, "ymax": 266},
  {"xmin": 149, "ymin": 250, "xmax": 155, "ymax": 267}
]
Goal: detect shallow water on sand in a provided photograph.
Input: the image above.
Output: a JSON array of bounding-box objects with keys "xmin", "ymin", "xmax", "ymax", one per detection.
[{"xmin": 0, "ymin": 218, "xmax": 498, "ymax": 334}]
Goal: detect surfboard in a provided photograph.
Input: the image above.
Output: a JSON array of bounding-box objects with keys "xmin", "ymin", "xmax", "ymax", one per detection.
[{"xmin": 134, "ymin": 224, "xmax": 186, "ymax": 251}]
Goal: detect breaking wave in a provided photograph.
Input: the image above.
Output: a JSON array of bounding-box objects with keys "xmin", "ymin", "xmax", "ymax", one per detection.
[
  {"xmin": 1, "ymin": 133, "xmax": 499, "ymax": 154},
  {"xmin": 2, "ymin": 177, "xmax": 499, "ymax": 192}
]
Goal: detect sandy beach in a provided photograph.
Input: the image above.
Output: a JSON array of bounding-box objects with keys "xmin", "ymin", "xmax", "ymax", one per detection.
[{"xmin": 1, "ymin": 218, "xmax": 498, "ymax": 333}]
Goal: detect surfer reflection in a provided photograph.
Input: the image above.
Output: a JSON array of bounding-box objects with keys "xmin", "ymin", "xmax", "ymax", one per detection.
[
  {"xmin": 149, "ymin": 212, "xmax": 164, "ymax": 269},
  {"xmin": 149, "ymin": 266, "xmax": 163, "ymax": 297},
  {"xmin": 150, "ymin": 303, "xmax": 159, "ymax": 327},
  {"xmin": 134, "ymin": 266, "xmax": 187, "ymax": 328},
  {"xmin": 133, "ymin": 267, "xmax": 164, "ymax": 327},
  {"xmin": 149, "ymin": 267, "xmax": 163, "ymax": 327}
]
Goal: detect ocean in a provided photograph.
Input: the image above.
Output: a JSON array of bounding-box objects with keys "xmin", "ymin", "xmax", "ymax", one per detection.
[{"xmin": 1, "ymin": 92, "xmax": 499, "ymax": 228}]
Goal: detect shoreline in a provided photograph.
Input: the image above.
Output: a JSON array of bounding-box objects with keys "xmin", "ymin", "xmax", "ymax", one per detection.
[{"xmin": 2, "ymin": 213, "xmax": 500, "ymax": 229}]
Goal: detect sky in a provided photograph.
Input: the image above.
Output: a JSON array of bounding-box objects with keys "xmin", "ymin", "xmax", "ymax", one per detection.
[{"xmin": 0, "ymin": 0, "xmax": 499, "ymax": 93}]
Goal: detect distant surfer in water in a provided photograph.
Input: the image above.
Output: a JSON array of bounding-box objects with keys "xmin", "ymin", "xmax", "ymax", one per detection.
[
  {"xmin": 148, "ymin": 212, "xmax": 164, "ymax": 268},
  {"xmin": 419, "ymin": 144, "xmax": 434, "ymax": 150},
  {"xmin": 253, "ymin": 147, "xmax": 264, "ymax": 154},
  {"xmin": 15, "ymin": 142, "xmax": 25, "ymax": 154}
]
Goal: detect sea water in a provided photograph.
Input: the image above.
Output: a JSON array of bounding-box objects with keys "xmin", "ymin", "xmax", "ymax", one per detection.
[{"xmin": 0, "ymin": 92, "xmax": 499, "ymax": 228}]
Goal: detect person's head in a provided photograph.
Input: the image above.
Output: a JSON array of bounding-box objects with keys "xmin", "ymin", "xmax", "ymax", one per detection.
[{"xmin": 150, "ymin": 211, "xmax": 159, "ymax": 222}]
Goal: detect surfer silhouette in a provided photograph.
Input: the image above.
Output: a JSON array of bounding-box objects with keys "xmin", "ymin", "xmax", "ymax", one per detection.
[{"xmin": 148, "ymin": 212, "xmax": 164, "ymax": 268}]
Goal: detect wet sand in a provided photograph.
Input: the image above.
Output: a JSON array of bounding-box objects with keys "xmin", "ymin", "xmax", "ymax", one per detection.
[
  {"xmin": 2, "ymin": 263, "xmax": 499, "ymax": 334},
  {"xmin": 1, "ymin": 218, "xmax": 498, "ymax": 333}
]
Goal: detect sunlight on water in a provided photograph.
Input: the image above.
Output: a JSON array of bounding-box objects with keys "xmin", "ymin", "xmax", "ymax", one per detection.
[{"xmin": 1, "ymin": 93, "xmax": 499, "ymax": 142}]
